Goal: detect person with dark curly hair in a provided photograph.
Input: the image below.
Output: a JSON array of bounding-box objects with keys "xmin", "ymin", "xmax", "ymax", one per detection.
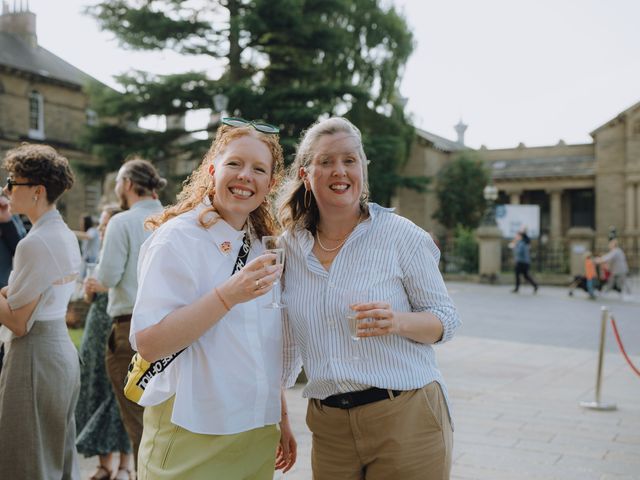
[{"xmin": 0, "ymin": 143, "xmax": 82, "ymax": 478}]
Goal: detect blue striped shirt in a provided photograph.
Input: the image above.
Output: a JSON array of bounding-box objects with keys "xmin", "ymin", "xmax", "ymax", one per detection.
[{"xmin": 281, "ymin": 203, "xmax": 461, "ymax": 410}]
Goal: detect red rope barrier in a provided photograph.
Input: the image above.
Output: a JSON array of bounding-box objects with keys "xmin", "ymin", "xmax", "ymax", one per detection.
[{"xmin": 609, "ymin": 315, "xmax": 640, "ymax": 377}]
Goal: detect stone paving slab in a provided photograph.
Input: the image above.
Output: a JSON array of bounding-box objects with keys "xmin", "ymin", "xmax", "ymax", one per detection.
[{"xmin": 79, "ymin": 335, "xmax": 640, "ymax": 479}]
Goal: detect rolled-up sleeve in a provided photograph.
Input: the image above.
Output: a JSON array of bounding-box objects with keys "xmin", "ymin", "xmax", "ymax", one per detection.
[
  {"xmin": 399, "ymin": 228, "xmax": 461, "ymax": 344},
  {"xmin": 96, "ymin": 217, "xmax": 128, "ymax": 288},
  {"xmin": 281, "ymin": 309, "xmax": 303, "ymax": 388},
  {"xmin": 130, "ymin": 240, "xmax": 197, "ymax": 350}
]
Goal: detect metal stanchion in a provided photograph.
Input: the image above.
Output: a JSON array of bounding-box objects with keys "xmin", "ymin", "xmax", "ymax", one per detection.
[{"xmin": 580, "ymin": 306, "xmax": 617, "ymax": 411}]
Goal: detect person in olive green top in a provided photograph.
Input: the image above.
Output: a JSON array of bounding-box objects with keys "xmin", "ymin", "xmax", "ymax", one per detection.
[{"xmin": 85, "ymin": 158, "xmax": 165, "ymax": 478}]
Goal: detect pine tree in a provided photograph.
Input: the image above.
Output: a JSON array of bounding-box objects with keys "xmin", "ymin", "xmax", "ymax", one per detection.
[{"xmin": 82, "ymin": 0, "xmax": 423, "ymax": 204}]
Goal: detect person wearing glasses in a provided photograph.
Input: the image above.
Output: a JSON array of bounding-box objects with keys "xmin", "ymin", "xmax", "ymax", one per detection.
[
  {"xmin": 277, "ymin": 117, "xmax": 461, "ymax": 480},
  {"xmin": 131, "ymin": 118, "xmax": 296, "ymax": 479},
  {"xmin": 0, "ymin": 143, "xmax": 82, "ymax": 478}
]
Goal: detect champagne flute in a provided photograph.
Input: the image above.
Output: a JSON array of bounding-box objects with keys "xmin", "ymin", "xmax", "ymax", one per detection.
[{"xmin": 262, "ymin": 236, "xmax": 285, "ymax": 309}]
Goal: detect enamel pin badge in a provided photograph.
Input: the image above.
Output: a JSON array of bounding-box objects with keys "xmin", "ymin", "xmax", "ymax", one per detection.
[{"xmin": 220, "ymin": 241, "xmax": 232, "ymax": 255}]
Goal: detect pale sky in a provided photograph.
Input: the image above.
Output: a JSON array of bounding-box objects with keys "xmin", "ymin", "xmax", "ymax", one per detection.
[{"xmin": 21, "ymin": 0, "xmax": 640, "ymax": 149}]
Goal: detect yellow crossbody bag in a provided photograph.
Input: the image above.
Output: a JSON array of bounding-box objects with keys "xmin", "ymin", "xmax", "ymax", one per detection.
[{"xmin": 124, "ymin": 350, "xmax": 183, "ymax": 403}]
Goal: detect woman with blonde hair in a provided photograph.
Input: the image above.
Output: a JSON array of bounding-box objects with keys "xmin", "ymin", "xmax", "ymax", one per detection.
[
  {"xmin": 277, "ymin": 117, "xmax": 461, "ymax": 479},
  {"xmin": 131, "ymin": 118, "xmax": 296, "ymax": 479}
]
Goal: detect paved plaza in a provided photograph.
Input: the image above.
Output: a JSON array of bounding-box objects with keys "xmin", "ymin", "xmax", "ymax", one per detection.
[{"xmin": 80, "ymin": 281, "xmax": 640, "ymax": 479}]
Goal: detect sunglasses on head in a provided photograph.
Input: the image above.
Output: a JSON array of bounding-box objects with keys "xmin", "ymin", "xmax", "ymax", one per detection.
[
  {"xmin": 222, "ymin": 117, "xmax": 280, "ymax": 134},
  {"xmin": 5, "ymin": 178, "xmax": 39, "ymax": 192}
]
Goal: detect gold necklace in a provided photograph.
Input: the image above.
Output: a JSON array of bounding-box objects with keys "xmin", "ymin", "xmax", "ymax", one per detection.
[
  {"xmin": 316, "ymin": 232, "xmax": 348, "ymax": 252},
  {"xmin": 315, "ymin": 213, "xmax": 362, "ymax": 253}
]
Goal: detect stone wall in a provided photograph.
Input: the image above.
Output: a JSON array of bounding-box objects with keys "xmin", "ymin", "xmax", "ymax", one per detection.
[
  {"xmin": 0, "ymin": 72, "xmax": 102, "ymax": 229},
  {"xmin": 394, "ymin": 139, "xmax": 452, "ymax": 239},
  {"xmin": 0, "ymin": 72, "xmax": 88, "ymax": 144}
]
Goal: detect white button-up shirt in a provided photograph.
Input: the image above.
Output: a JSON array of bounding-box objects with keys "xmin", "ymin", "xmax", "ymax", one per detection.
[
  {"xmin": 130, "ymin": 204, "xmax": 283, "ymax": 435},
  {"xmin": 281, "ymin": 203, "xmax": 461, "ymax": 412}
]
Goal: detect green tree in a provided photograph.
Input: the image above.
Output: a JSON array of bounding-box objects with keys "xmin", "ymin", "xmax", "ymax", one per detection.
[
  {"xmin": 452, "ymin": 225, "xmax": 478, "ymax": 273},
  {"xmin": 82, "ymin": 0, "xmax": 421, "ymax": 204},
  {"xmin": 433, "ymin": 151, "xmax": 490, "ymax": 232}
]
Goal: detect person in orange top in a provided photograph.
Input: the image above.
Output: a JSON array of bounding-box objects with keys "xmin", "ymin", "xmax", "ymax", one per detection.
[{"xmin": 584, "ymin": 251, "xmax": 597, "ymax": 299}]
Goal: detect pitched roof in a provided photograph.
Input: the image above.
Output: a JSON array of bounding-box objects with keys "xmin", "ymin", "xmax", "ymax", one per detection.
[
  {"xmin": 415, "ymin": 127, "xmax": 466, "ymax": 152},
  {"xmin": 0, "ymin": 31, "xmax": 97, "ymax": 87},
  {"xmin": 590, "ymin": 99, "xmax": 640, "ymax": 136},
  {"xmin": 490, "ymin": 155, "xmax": 595, "ymax": 180}
]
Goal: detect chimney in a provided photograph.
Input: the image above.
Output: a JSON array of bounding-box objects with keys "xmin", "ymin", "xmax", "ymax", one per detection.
[
  {"xmin": 0, "ymin": 0, "xmax": 37, "ymax": 48},
  {"xmin": 454, "ymin": 119, "xmax": 467, "ymax": 146}
]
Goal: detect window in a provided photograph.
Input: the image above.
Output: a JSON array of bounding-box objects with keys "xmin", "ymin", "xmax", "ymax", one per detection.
[
  {"xmin": 28, "ymin": 90, "xmax": 44, "ymax": 139},
  {"xmin": 569, "ymin": 189, "xmax": 595, "ymax": 228},
  {"xmin": 86, "ymin": 109, "xmax": 98, "ymax": 126}
]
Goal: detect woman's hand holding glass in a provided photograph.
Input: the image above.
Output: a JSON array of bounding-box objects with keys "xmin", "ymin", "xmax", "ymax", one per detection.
[
  {"xmin": 218, "ymin": 254, "xmax": 282, "ymax": 307},
  {"xmin": 261, "ymin": 236, "xmax": 286, "ymax": 309},
  {"xmin": 352, "ymin": 301, "xmax": 400, "ymax": 337}
]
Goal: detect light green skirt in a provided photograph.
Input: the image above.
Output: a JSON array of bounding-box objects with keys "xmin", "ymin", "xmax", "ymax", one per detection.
[{"xmin": 138, "ymin": 396, "xmax": 280, "ymax": 480}]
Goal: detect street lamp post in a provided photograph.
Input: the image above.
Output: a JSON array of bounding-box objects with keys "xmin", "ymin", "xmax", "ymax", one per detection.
[{"xmin": 482, "ymin": 184, "xmax": 499, "ymax": 226}]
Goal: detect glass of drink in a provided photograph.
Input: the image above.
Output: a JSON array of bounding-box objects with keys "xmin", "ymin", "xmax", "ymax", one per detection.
[
  {"xmin": 343, "ymin": 289, "xmax": 369, "ymax": 360},
  {"xmin": 85, "ymin": 262, "xmax": 98, "ymax": 279},
  {"xmin": 84, "ymin": 262, "xmax": 98, "ymax": 303},
  {"xmin": 262, "ymin": 236, "xmax": 285, "ymax": 309}
]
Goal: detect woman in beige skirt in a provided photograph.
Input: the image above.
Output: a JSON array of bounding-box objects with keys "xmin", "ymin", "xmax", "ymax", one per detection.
[{"xmin": 0, "ymin": 144, "xmax": 82, "ymax": 479}]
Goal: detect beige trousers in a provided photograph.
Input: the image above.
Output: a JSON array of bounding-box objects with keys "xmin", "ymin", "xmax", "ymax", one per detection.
[{"xmin": 307, "ymin": 381, "xmax": 453, "ymax": 480}]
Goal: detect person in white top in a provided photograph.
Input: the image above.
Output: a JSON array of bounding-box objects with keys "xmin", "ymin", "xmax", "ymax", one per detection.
[
  {"xmin": 0, "ymin": 143, "xmax": 82, "ymax": 479},
  {"xmin": 277, "ymin": 117, "xmax": 461, "ymax": 480},
  {"xmin": 131, "ymin": 118, "xmax": 296, "ymax": 479}
]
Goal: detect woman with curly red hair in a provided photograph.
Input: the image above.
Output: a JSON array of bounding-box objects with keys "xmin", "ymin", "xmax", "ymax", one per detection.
[{"xmin": 131, "ymin": 119, "xmax": 296, "ymax": 479}]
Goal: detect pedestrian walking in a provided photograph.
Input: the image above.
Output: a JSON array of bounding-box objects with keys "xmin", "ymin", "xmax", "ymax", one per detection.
[
  {"xmin": 596, "ymin": 239, "xmax": 629, "ymax": 295},
  {"xmin": 0, "ymin": 143, "xmax": 82, "ymax": 479},
  {"xmin": 509, "ymin": 230, "xmax": 538, "ymax": 293},
  {"xmin": 277, "ymin": 117, "xmax": 461, "ymax": 480},
  {"xmin": 84, "ymin": 158, "xmax": 165, "ymax": 476}
]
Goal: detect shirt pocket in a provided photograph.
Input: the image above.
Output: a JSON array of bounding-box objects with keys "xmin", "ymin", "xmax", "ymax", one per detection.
[
  {"xmin": 370, "ymin": 277, "xmax": 409, "ymax": 311},
  {"xmin": 347, "ymin": 248, "xmax": 401, "ymax": 291}
]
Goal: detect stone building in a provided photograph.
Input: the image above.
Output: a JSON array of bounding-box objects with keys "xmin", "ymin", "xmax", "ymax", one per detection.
[
  {"xmin": 396, "ymin": 101, "xmax": 640, "ymax": 268},
  {"xmin": 0, "ymin": 3, "xmax": 103, "ymax": 228}
]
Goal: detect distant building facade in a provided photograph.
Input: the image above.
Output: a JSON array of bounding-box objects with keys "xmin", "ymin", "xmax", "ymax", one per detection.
[
  {"xmin": 0, "ymin": 3, "xmax": 103, "ymax": 227},
  {"xmin": 396, "ymin": 101, "xmax": 640, "ymax": 267}
]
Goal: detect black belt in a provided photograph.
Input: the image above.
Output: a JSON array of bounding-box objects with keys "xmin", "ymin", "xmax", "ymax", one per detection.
[
  {"xmin": 320, "ymin": 387, "xmax": 402, "ymax": 409},
  {"xmin": 113, "ymin": 314, "xmax": 132, "ymax": 324}
]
